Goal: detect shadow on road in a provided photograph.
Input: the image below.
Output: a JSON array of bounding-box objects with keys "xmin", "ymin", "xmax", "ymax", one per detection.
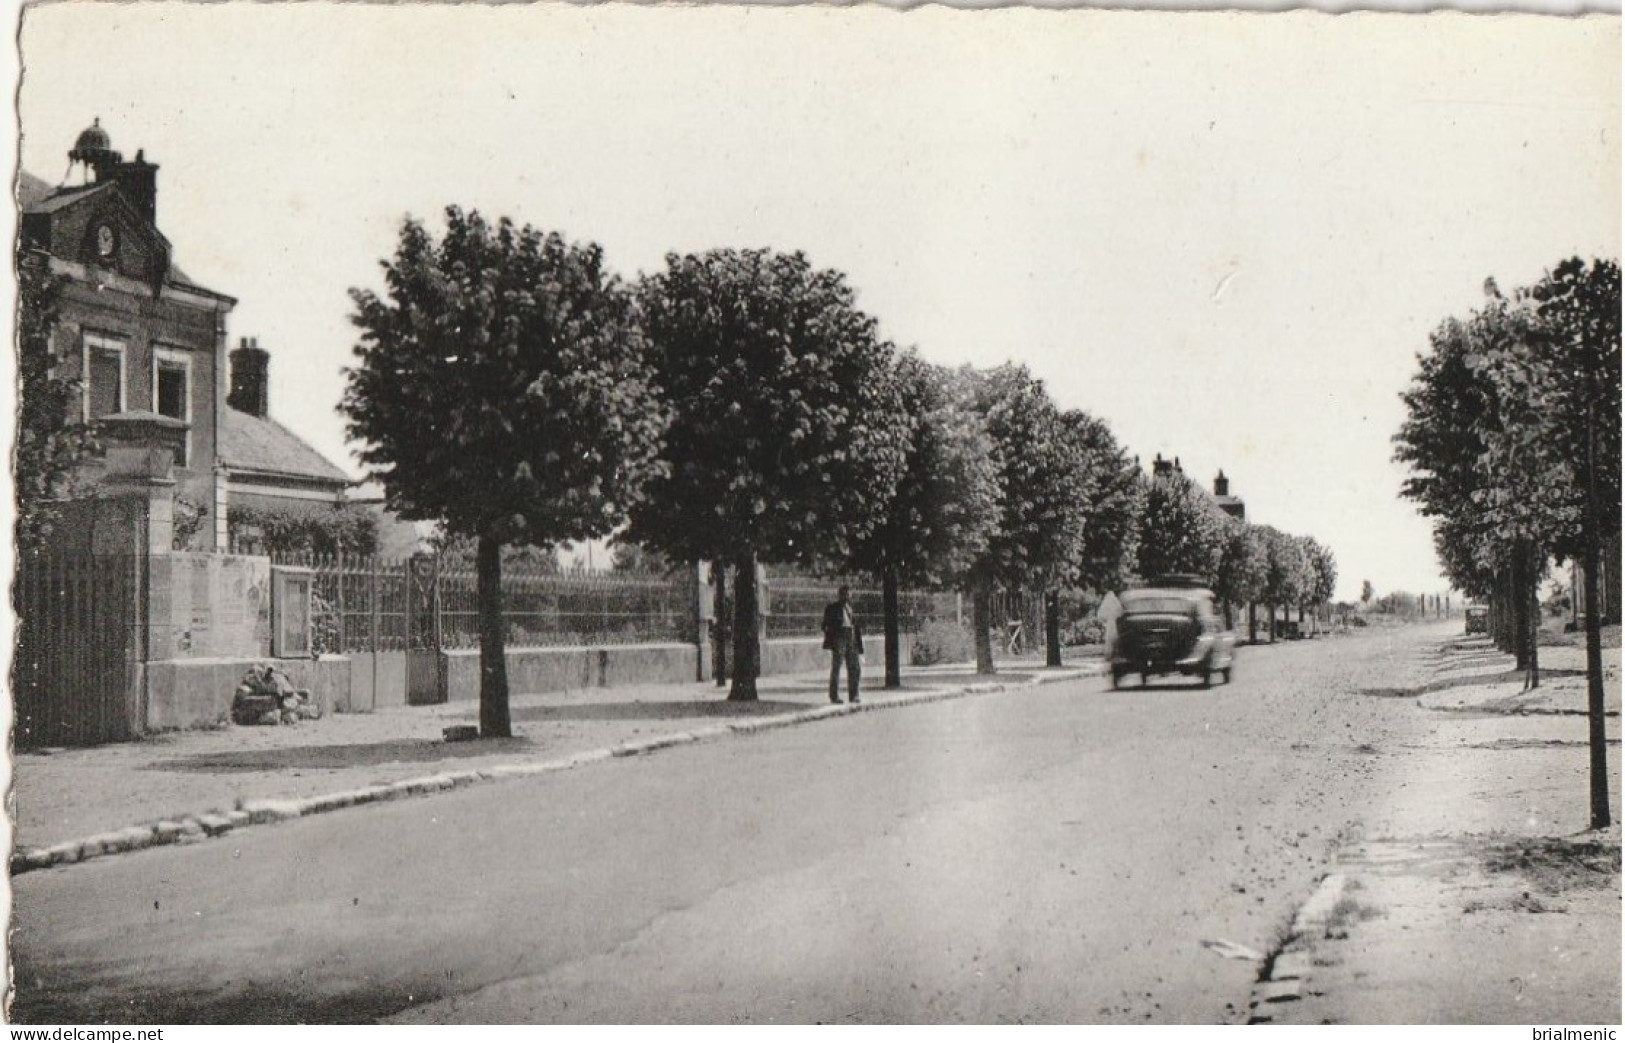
[
  {"xmin": 1361, "ymin": 666, "xmax": 1588, "ymax": 700},
  {"xmin": 147, "ymin": 737, "xmax": 539, "ymax": 773}
]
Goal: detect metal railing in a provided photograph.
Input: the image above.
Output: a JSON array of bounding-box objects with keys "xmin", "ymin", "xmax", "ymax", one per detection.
[
  {"xmin": 435, "ymin": 564, "xmax": 697, "ymax": 650},
  {"xmin": 267, "ymin": 553, "xmax": 965, "ymax": 654},
  {"xmin": 270, "ymin": 553, "xmax": 698, "ymax": 653}
]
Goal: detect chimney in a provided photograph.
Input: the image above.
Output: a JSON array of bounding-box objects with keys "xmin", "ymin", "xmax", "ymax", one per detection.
[
  {"xmin": 1214, "ymin": 470, "xmax": 1230, "ymax": 498},
  {"xmin": 1152, "ymin": 453, "xmax": 1174, "ymax": 478},
  {"xmin": 229, "ymin": 337, "xmax": 270, "ymax": 418},
  {"xmin": 108, "ymin": 149, "xmax": 159, "ymax": 226}
]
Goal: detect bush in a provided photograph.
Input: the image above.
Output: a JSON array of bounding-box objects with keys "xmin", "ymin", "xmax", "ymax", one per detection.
[
  {"xmin": 1064, "ymin": 616, "xmax": 1107, "ymax": 647},
  {"xmin": 911, "ymin": 619, "xmax": 974, "ymax": 666}
]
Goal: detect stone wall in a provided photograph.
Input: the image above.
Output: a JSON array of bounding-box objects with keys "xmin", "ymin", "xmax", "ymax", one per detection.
[
  {"xmin": 146, "ymin": 552, "xmax": 271, "ymax": 661},
  {"xmin": 144, "ymin": 655, "xmax": 351, "ymax": 732}
]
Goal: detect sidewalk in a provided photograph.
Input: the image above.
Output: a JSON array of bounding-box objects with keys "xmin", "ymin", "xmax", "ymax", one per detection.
[
  {"xmin": 8, "ymin": 655, "xmax": 1101, "ymax": 874},
  {"xmin": 1253, "ymin": 631, "xmax": 1622, "ymax": 1025}
]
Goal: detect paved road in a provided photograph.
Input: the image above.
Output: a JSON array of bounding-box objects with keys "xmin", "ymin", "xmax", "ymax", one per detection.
[{"xmin": 11, "ymin": 625, "xmax": 1448, "ymax": 1023}]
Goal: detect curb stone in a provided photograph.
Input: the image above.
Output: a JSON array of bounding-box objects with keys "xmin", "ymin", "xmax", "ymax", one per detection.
[
  {"xmin": 10, "ymin": 662, "xmax": 1102, "ymax": 877},
  {"xmin": 1247, "ymin": 872, "xmax": 1349, "ymax": 1023}
]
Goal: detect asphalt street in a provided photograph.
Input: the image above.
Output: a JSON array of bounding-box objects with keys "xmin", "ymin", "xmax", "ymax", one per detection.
[{"xmin": 11, "ymin": 625, "xmax": 1456, "ymax": 1023}]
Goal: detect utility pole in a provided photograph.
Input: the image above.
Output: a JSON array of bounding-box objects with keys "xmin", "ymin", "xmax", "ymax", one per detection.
[{"xmin": 1582, "ymin": 342, "xmax": 1610, "ymax": 828}]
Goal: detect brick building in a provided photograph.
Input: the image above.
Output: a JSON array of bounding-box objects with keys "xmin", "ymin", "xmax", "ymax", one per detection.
[{"xmin": 20, "ymin": 119, "xmax": 352, "ymax": 549}]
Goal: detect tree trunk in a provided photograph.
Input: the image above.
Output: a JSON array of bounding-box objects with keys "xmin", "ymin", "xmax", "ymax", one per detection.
[
  {"xmin": 1268, "ymin": 604, "xmax": 1277, "ymax": 643},
  {"xmin": 1044, "ymin": 589, "xmax": 1062, "ymax": 668},
  {"xmin": 1247, "ymin": 602, "xmax": 1257, "ymax": 643},
  {"xmin": 972, "ymin": 573, "xmax": 996, "ymax": 675},
  {"xmin": 476, "ymin": 533, "xmax": 512, "ymax": 738},
  {"xmin": 1511, "ymin": 552, "xmax": 1531, "ymax": 671},
  {"xmin": 1583, "ymin": 397, "xmax": 1611, "ymax": 829},
  {"xmin": 728, "ymin": 552, "xmax": 761, "ymax": 701},
  {"xmin": 1491, "ymin": 574, "xmax": 1511, "ymax": 654},
  {"xmin": 1525, "ymin": 542, "xmax": 1541, "ymax": 691},
  {"xmin": 883, "ymin": 567, "xmax": 902, "ymax": 689}
]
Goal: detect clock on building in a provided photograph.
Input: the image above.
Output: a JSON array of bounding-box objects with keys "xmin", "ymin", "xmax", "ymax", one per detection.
[{"xmin": 94, "ymin": 222, "xmax": 118, "ymax": 260}]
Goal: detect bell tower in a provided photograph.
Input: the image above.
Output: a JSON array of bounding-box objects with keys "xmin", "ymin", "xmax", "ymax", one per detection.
[{"xmin": 68, "ymin": 118, "xmax": 160, "ymax": 225}]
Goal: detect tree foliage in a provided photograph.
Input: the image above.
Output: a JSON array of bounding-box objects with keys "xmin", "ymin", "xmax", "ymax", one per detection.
[
  {"xmin": 1212, "ymin": 517, "xmax": 1268, "ymax": 613},
  {"xmin": 342, "ymin": 207, "xmax": 667, "ymax": 734},
  {"xmin": 1061, "ymin": 409, "xmax": 1144, "ymax": 597},
  {"xmin": 966, "ymin": 365, "xmax": 1094, "ymax": 589},
  {"xmin": 847, "ymin": 354, "xmax": 1000, "ymax": 590},
  {"xmin": 1134, "ymin": 468, "xmax": 1225, "ymax": 583},
  {"xmin": 1305, "ymin": 537, "xmax": 1338, "ymax": 607},
  {"xmin": 227, "ymin": 503, "xmax": 380, "ymax": 557},
  {"xmin": 343, "ymin": 208, "xmax": 667, "ymax": 546},
  {"xmin": 1258, "ymin": 524, "xmax": 1306, "ymax": 612},
  {"xmin": 16, "ymin": 251, "xmax": 96, "ymax": 549}
]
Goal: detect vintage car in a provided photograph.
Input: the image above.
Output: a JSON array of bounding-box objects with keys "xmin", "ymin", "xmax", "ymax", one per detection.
[
  {"xmin": 1464, "ymin": 604, "xmax": 1490, "ymax": 635},
  {"xmin": 1109, "ymin": 581, "xmax": 1237, "ymax": 689}
]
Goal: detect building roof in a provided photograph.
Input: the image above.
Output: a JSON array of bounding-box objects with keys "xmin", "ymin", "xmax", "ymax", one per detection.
[
  {"xmin": 220, "ymin": 407, "xmax": 353, "ymax": 487},
  {"xmin": 18, "ymin": 168, "xmax": 205, "ymax": 292}
]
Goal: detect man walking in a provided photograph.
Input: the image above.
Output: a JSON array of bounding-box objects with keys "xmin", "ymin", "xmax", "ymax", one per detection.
[{"xmin": 821, "ymin": 584, "xmax": 863, "ymax": 704}]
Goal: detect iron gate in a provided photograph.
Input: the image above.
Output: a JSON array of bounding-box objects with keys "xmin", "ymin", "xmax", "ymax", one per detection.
[{"xmin": 13, "ymin": 552, "xmax": 145, "ymax": 747}]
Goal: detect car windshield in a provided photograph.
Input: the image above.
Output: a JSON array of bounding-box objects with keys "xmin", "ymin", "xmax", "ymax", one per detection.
[{"xmin": 1121, "ymin": 596, "xmax": 1199, "ymax": 616}]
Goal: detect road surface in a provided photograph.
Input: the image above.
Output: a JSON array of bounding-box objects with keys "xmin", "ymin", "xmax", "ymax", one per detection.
[{"xmin": 11, "ymin": 624, "xmax": 1468, "ymax": 1023}]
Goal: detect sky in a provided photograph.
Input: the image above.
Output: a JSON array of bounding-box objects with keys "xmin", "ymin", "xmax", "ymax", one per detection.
[{"xmin": 12, "ymin": 4, "xmax": 1620, "ymax": 602}]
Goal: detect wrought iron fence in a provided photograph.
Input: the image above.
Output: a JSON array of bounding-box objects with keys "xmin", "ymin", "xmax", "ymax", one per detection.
[
  {"xmin": 435, "ymin": 564, "xmax": 697, "ymax": 650},
  {"xmin": 267, "ymin": 553, "xmax": 959, "ymax": 652},
  {"xmin": 270, "ymin": 553, "xmax": 698, "ymax": 652},
  {"xmin": 763, "ymin": 572, "xmax": 945, "ymax": 638}
]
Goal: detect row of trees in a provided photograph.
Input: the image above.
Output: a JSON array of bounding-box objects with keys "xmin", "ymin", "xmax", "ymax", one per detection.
[
  {"xmin": 1133, "ymin": 465, "xmax": 1337, "ymax": 642},
  {"xmin": 340, "ymin": 208, "xmax": 1339, "ymax": 738},
  {"xmin": 1393, "ymin": 257, "xmax": 1620, "ymax": 829}
]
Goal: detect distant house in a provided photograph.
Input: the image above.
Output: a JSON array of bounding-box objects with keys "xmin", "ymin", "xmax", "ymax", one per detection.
[
  {"xmin": 20, "ymin": 119, "xmax": 354, "ymax": 549},
  {"xmin": 219, "ymin": 338, "xmax": 352, "ymax": 523},
  {"xmin": 1212, "ymin": 470, "xmax": 1245, "ymax": 520}
]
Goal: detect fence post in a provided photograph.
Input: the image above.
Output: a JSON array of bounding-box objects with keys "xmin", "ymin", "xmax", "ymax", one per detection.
[
  {"xmin": 335, "ymin": 548, "xmax": 347, "ymax": 654},
  {"xmin": 370, "ymin": 556, "xmax": 381, "ymax": 712}
]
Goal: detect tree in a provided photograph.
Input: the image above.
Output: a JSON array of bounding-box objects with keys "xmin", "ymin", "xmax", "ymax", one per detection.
[
  {"xmin": 342, "ymin": 208, "xmax": 668, "ymax": 737},
  {"xmin": 608, "ymin": 539, "xmax": 675, "ymax": 575},
  {"xmin": 1212, "ymin": 518, "xmax": 1267, "ymax": 630},
  {"xmin": 626, "ymin": 248, "xmax": 910, "ymax": 700},
  {"xmin": 1045, "ymin": 408, "xmax": 1141, "ymax": 666},
  {"xmin": 1303, "ymin": 537, "xmax": 1338, "ymax": 630},
  {"xmin": 1134, "ymin": 468, "xmax": 1225, "ymax": 584},
  {"xmin": 16, "ymin": 250, "xmax": 96, "ymax": 548},
  {"xmin": 1396, "ymin": 257, "xmax": 1620, "ymax": 827},
  {"xmin": 1067, "ymin": 412, "xmax": 1144, "ymax": 600},
  {"xmin": 1526, "ymin": 258, "xmax": 1619, "ymax": 828},
  {"xmin": 1394, "ymin": 302, "xmax": 1538, "ymax": 666},
  {"xmin": 962, "ymin": 366, "xmax": 1091, "ymax": 674},
  {"xmin": 1258, "ymin": 525, "xmax": 1305, "ymax": 641},
  {"xmin": 847, "ymin": 354, "xmax": 1000, "ymax": 687}
]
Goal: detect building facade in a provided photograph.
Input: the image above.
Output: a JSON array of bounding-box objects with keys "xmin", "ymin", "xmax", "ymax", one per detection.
[{"xmin": 21, "ymin": 120, "xmax": 354, "ymax": 550}]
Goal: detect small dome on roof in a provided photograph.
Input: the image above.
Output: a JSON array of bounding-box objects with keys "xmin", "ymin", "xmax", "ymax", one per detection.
[{"xmin": 73, "ymin": 118, "xmax": 111, "ymax": 153}]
